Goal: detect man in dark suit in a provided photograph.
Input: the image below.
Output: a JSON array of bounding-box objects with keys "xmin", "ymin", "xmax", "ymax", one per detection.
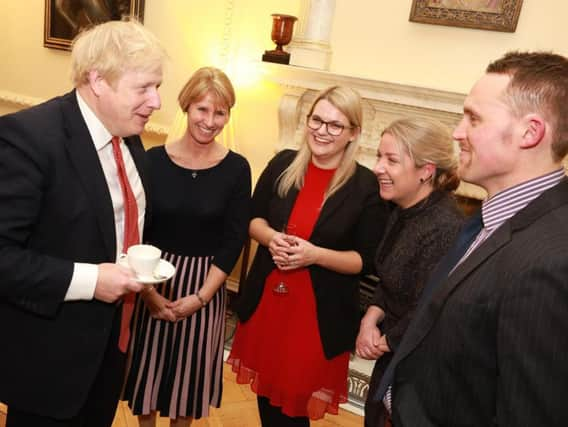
[
  {"xmin": 377, "ymin": 51, "xmax": 568, "ymax": 426},
  {"xmin": 0, "ymin": 20, "xmax": 167, "ymax": 427}
]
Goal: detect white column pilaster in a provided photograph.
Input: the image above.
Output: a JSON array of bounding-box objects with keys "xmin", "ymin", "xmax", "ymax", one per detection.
[{"xmin": 289, "ymin": 0, "xmax": 336, "ymax": 70}]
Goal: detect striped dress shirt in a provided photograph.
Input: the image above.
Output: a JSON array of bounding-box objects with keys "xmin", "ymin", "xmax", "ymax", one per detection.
[{"xmin": 456, "ymin": 168, "xmax": 565, "ymax": 268}]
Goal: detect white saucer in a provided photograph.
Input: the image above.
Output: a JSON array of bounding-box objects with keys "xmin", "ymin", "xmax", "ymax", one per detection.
[{"xmin": 135, "ymin": 259, "xmax": 176, "ymax": 284}]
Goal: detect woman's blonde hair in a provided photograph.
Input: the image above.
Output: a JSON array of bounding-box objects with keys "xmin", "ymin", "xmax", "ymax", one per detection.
[
  {"xmin": 382, "ymin": 117, "xmax": 460, "ymax": 192},
  {"xmin": 178, "ymin": 67, "xmax": 235, "ymax": 112},
  {"xmin": 277, "ymin": 86, "xmax": 363, "ymax": 201},
  {"xmin": 71, "ymin": 19, "xmax": 167, "ymax": 88}
]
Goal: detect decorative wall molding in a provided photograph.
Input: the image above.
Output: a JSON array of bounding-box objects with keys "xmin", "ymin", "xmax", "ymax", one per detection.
[
  {"xmin": 263, "ymin": 63, "xmax": 487, "ymax": 200},
  {"xmin": 263, "ymin": 63, "xmax": 466, "ymax": 112},
  {"xmin": 0, "ymin": 90, "xmax": 44, "ymax": 109},
  {"xmin": 0, "ymin": 90, "xmax": 169, "ymax": 137},
  {"xmin": 347, "ymin": 368, "xmax": 370, "ymax": 409},
  {"xmin": 220, "ymin": 0, "xmax": 235, "ymax": 69},
  {"xmin": 143, "ymin": 122, "xmax": 170, "ymax": 137}
]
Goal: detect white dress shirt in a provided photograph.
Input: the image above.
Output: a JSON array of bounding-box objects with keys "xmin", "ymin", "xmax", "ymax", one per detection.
[{"xmin": 64, "ymin": 91, "xmax": 146, "ymax": 300}]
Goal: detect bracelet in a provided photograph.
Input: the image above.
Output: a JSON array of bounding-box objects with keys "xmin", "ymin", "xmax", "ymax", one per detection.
[{"xmin": 195, "ymin": 290, "xmax": 207, "ymax": 307}]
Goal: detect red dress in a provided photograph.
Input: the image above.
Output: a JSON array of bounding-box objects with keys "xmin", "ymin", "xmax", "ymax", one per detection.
[{"xmin": 228, "ymin": 162, "xmax": 350, "ymax": 419}]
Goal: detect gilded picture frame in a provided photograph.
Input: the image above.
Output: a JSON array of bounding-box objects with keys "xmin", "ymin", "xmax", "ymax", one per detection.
[
  {"xmin": 44, "ymin": 0, "xmax": 145, "ymax": 51},
  {"xmin": 409, "ymin": 0, "xmax": 523, "ymax": 32}
]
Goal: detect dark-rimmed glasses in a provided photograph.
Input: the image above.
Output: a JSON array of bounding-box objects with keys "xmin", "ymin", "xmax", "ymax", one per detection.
[{"xmin": 306, "ymin": 114, "xmax": 356, "ymax": 136}]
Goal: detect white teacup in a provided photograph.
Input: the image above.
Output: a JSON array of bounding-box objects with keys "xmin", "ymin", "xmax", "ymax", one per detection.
[{"xmin": 125, "ymin": 244, "xmax": 161, "ymax": 278}]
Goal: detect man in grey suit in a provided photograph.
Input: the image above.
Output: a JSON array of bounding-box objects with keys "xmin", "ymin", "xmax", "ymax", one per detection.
[
  {"xmin": 378, "ymin": 51, "xmax": 568, "ymax": 426},
  {"xmin": 0, "ymin": 20, "xmax": 166, "ymax": 427}
]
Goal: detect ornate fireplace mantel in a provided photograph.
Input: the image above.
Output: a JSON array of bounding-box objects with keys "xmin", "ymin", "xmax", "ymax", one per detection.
[{"xmin": 262, "ymin": 62, "xmax": 488, "ymax": 200}]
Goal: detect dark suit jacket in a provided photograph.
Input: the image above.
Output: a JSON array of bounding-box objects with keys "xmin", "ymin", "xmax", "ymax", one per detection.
[
  {"xmin": 233, "ymin": 149, "xmax": 388, "ymax": 359},
  {"xmin": 0, "ymin": 91, "xmax": 149, "ymax": 418},
  {"xmin": 388, "ymin": 179, "xmax": 568, "ymax": 427}
]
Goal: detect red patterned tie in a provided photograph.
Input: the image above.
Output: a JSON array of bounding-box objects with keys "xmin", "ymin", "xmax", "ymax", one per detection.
[{"xmin": 111, "ymin": 136, "xmax": 140, "ymax": 353}]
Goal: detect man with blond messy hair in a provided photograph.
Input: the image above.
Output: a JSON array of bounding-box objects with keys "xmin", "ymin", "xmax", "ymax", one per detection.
[{"xmin": 0, "ymin": 20, "xmax": 167, "ymax": 427}]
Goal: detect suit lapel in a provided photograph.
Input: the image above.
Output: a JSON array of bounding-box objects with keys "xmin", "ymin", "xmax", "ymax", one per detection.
[
  {"xmin": 60, "ymin": 91, "xmax": 116, "ymax": 259},
  {"xmin": 124, "ymin": 136, "xmax": 150, "ymax": 222},
  {"xmin": 434, "ymin": 225, "xmax": 510, "ymax": 301},
  {"xmin": 313, "ymin": 174, "xmax": 352, "ymax": 230},
  {"xmin": 399, "ymin": 225, "xmax": 511, "ymax": 356}
]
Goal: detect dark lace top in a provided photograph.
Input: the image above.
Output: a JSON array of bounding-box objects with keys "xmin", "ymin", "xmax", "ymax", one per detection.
[{"xmin": 372, "ymin": 190, "xmax": 464, "ymax": 350}]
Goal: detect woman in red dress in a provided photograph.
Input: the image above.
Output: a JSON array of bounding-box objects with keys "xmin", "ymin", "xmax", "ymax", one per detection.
[{"xmin": 228, "ymin": 86, "xmax": 388, "ymax": 426}]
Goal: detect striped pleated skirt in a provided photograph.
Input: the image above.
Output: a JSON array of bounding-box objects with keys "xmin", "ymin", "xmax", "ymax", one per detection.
[{"xmin": 123, "ymin": 252, "xmax": 226, "ymax": 420}]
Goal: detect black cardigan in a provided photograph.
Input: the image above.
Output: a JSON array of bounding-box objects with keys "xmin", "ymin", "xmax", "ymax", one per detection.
[{"xmin": 233, "ymin": 150, "xmax": 388, "ymax": 359}]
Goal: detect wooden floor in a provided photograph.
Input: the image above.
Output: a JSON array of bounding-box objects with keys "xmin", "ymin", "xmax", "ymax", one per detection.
[{"xmin": 0, "ymin": 365, "xmax": 362, "ymax": 427}]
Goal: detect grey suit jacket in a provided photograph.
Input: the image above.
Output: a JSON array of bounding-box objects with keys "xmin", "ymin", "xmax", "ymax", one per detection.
[
  {"xmin": 0, "ymin": 91, "xmax": 149, "ymax": 418},
  {"xmin": 389, "ymin": 179, "xmax": 568, "ymax": 427}
]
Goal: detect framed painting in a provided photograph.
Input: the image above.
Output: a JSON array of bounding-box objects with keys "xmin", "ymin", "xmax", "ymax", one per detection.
[
  {"xmin": 409, "ymin": 0, "xmax": 523, "ymax": 32},
  {"xmin": 44, "ymin": 0, "xmax": 145, "ymax": 51}
]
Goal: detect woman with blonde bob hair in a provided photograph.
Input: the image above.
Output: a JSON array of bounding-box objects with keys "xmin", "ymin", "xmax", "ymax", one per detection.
[
  {"xmin": 356, "ymin": 117, "xmax": 464, "ymax": 427},
  {"xmin": 123, "ymin": 66, "xmax": 251, "ymax": 426},
  {"xmin": 228, "ymin": 86, "xmax": 388, "ymax": 426}
]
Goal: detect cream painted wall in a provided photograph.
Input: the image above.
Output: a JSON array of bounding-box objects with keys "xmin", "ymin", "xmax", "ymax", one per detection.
[
  {"xmin": 0, "ymin": 1, "xmax": 72, "ymax": 97},
  {"xmin": 331, "ymin": 0, "xmax": 566, "ymax": 93},
  {"xmin": 0, "ymin": 0, "xmax": 567, "ymax": 179}
]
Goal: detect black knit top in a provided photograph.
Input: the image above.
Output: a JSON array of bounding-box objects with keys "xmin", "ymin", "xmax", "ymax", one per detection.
[{"xmin": 372, "ymin": 190, "xmax": 464, "ymax": 350}]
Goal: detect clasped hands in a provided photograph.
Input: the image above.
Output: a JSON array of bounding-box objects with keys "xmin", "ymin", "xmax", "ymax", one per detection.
[
  {"xmin": 94, "ymin": 263, "xmax": 200, "ymax": 323},
  {"xmin": 355, "ymin": 323, "xmax": 391, "ymax": 360},
  {"xmin": 269, "ymin": 231, "xmax": 319, "ymax": 270},
  {"xmin": 142, "ymin": 290, "xmax": 203, "ymax": 322}
]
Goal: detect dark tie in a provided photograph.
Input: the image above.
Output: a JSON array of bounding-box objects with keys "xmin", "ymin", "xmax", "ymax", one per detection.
[
  {"xmin": 111, "ymin": 136, "xmax": 141, "ymax": 353},
  {"xmin": 375, "ymin": 210, "xmax": 484, "ymax": 402}
]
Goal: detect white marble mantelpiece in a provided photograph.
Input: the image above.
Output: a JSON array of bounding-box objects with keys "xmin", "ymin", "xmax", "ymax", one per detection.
[{"xmin": 262, "ymin": 63, "xmax": 487, "ymax": 200}]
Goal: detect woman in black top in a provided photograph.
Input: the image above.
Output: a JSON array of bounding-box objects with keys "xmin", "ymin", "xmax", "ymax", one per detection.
[
  {"xmin": 356, "ymin": 117, "xmax": 464, "ymax": 427},
  {"xmin": 123, "ymin": 67, "xmax": 251, "ymax": 427}
]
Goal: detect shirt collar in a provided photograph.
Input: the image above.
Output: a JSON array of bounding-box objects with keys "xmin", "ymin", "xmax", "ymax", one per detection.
[
  {"xmin": 76, "ymin": 91, "xmax": 113, "ymax": 151},
  {"xmin": 481, "ymin": 169, "xmax": 565, "ymax": 232}
]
